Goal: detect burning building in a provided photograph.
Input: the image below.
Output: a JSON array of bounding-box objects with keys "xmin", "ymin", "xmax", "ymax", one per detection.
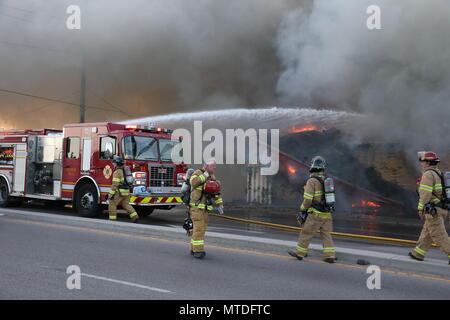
[{"xmin": 242, "ymin": 124, "xmax": 420, "ymax": 218}]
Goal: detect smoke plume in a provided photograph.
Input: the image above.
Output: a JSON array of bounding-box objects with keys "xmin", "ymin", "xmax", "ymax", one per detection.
[
  {"xmin": 276, "ymin": 0, "xmax": 450, "ymax": 154},
  {"xmin": 2, "ymin": 0, "xmax": 449, "ymax": 158},
  {"xmin": 0, "ymin": 0, "xmax": 301, "ymax": 128}
]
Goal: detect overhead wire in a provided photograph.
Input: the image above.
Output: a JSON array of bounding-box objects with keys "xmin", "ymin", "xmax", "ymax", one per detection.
[{"xmin": 0, "ymin": 87, "xmax": 128, "ymax": 113}]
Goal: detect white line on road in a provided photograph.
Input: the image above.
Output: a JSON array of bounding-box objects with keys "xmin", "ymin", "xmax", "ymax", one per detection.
[
  {"xmin": 0, "ymin": 214, "xmax": 5, "ymax": 216},
  {"xmin": 81, "ymin": 273, "xmax": 173, "ymax": 293}
]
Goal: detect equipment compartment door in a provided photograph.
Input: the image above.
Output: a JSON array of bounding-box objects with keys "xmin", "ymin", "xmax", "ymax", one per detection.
[
  {"xmin": 13, "ymin": 143, "xmax": 27, "ymax": 193},
  {"xmin": 81, "ymin": 138, "xmax": 92, "ymax": 174}
]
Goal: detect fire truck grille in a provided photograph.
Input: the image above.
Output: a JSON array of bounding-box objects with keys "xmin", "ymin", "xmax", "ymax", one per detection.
[{"xmin": 149, "ymin": 165, "xmax": 175, "ymax": 187}]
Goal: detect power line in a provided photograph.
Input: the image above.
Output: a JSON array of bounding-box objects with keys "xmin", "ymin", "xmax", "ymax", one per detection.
[
  {"xmin": 0, "ymin": 39, "xmax": 76, "ymax": 56},
  {"xmin": 87, "ymin": 87, "xmax": 144, "ymax": 118},
  {"xmin": 0, "ymin": 87, "xmax": 125, "ymax": 113},
  {"xmin": 0, "ymin": 3, "xmax": 35, "ymax": 14},
  {"xmin": 89, "ymin": 61, "xmax": 149, "ymax": 119},
  {"xmin": 25, "ymin": 91, "xmax": 81, "ymax": 115},
  {"xmin": 0, "ymin": 3, "xmax": 35, "ymax": 24},
  {"xmin": 0, "ymin": 39, "xmax": 147, "ymax": 120},
  {"xmin": 0, "ymin": 11, "xmax": 33, "ymax": 23}
]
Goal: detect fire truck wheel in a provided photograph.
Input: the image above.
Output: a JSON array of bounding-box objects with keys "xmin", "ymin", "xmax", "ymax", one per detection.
[
  {"xmin": 0, "ymin": 178, "xmax": 10, "ymax": 207},
  {"xmin": 135, "ymin": 206, "xmax": 154, "ymax": 217},
  {"xmin": 0, "ymin": 178, "xmax": 21, "ymax": 207},
  {"xmin": 75, "ymin": 184, "xmax": 101, "ymax": 218}
]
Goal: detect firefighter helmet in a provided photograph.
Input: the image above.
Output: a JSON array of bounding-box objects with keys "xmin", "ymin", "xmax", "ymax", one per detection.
[
  {"xmin": 203, "ymin": 180, "xmax": 221, "ymax": 194},
  {"xmin": 418, "ymin": 151, "xmax": 440, "ymax": 163},
  {"xmin": 112, "ymin": 156, "xmax": 124, "ymax": 165},
  {"xmin": 310, "ymin": 156, "xmax": 326, "ymax": 172}
]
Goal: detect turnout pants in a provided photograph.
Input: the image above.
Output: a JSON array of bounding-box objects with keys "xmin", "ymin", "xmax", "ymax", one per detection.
[
  {"xmin": 411, "ymin": 208, "xmax": 450, "ymax": 260},
  {"xmin": 108, "ymin": 194, "xmax": 138, "ymax": 221},
  {"xmin": 296, "ymin": 212, "xmax": 335, "ymax": 258},
  {"xmin": 190, "ymin": 207, "xmax": 209, "ymax": 252}
]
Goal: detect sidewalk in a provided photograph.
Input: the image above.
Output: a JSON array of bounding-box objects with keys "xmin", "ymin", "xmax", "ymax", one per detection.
[{"xmin": 1, "ymin": 207, "xmax": 449, "ymax": 279}]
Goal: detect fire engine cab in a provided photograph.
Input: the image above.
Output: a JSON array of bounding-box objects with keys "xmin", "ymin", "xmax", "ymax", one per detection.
[{"xmin": 0, "ymin": 122, "xmax": 187, "ymax": 217}]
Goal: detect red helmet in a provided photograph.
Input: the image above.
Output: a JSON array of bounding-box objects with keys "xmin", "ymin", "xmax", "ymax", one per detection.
[
  {"xmin": 203, "ymin": 180, "xmax": 221, "ymax": 194},
  {"xmin": 418, "ymin": 151, "xmax": 440, "ymax": 162}
]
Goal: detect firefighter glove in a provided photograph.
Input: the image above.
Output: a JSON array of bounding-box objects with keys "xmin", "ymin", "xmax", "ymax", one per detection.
[
  {"xmin": 217, "ymin": 205, "xmax": 224, "ymax": 215},
  {"xmin": 297, "ymin": 211, "xmax": 308, "ymax": 222}
]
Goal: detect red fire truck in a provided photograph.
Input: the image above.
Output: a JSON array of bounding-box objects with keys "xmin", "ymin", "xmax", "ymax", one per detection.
[{"xmin": 0, "ymin": 122, "xmax": 188, "ymax": 217}]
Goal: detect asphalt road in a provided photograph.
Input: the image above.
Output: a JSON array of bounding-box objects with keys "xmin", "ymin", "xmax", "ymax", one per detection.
[
  {"xmin": 2, "ymin": 202, "xmax": 448, "ymax": 261},
  {"xmin": 1, "ymin": 213, "xmax": 450, "ymax": 300}
]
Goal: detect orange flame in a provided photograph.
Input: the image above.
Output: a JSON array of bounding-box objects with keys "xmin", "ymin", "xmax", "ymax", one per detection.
[
  {"xmin": 351, "ymin": 200, "xmax": 381, "ymax": 208},
  {"xmin": 290, "ymin": 124, "xmax": 321, "ymax": 134},
  {"xmin": 287, "ymin": 165, "xmax": 296, "ymax": 175}
]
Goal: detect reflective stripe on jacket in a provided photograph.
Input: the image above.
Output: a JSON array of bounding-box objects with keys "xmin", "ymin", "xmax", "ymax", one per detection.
[
  {"xmin": 418, "ymin": 167, "xmax": 443, "ymax": 210},
  {"xmin": 189, "ymin": 169, "xmax": 223, "ymax": 210},
  {"xmin": 110, "ymin": 168, "xmax": 129, "ymax": 196},
  {"xmin": 300, "ymin": 173, "xmax": 330, "ymax": 218}
]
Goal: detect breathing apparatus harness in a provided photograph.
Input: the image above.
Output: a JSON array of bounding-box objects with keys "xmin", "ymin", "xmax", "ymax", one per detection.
[
  {"xmin": 421, "ymin": 169, "xmax": 450, "ymax": 216},
  {"xmin": 298, "ymin": 175, "xmax": 336, "ymax": 223},
  {"xmin": 181, "ymin": 168, "xmax": 222, "ymax": 235},
  {"xmin": 181, "ymin": 169, "xmax": 195, "ymax": 235}
]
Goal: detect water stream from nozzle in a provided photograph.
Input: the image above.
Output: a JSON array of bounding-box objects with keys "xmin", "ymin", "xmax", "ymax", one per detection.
[{"xmin": 120, "ymin": 107, "xmax": 364, "ymax": 132}]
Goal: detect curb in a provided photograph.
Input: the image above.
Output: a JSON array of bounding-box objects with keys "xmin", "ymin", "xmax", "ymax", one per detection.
[{"xmin": 1, "ymin": 208, "xmax": 449, "ymax": 279}]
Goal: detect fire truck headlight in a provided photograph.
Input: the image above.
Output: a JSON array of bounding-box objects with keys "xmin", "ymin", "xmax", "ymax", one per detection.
[{"xmin": 132, "ymin": 172, "xmax": 147, "ymax": 186}]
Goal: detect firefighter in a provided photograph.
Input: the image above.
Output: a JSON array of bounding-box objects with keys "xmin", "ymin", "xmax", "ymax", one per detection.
[
  {"xmin": 189, "ymin": 159, "xmax": 224, "ymax": 259},
  {"xmin": 288, "ymin": 156, "xmax": 336, "ymax": 263},
  {"xmin": 409, "ymin": 151, "xmax": 450, "ymax": 263},
  {"xmin": 107, "ymin": 156, "xmax": 139, "ymax": 223}
]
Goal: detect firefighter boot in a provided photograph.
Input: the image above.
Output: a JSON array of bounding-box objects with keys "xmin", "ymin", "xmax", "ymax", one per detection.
[
  {"xmin": 408, "ymin": 252, "xmax": 424, "ymax": 263},
  {"xmin": 288, "ymin": 250, "xmax": 303, "ymax": 260},
  {"xmin": 193, "ymin": 252, "xmax": 206, "ymax": 259},
  {"xmin": 287, "ymin": 250, "xmax": 307, "ymax": 260},
  {"xmin": 324, "ymin": 257, "xmax": 336, "ymax": 264},
  {"xmin": 130, "ymin": 212, "xmax": 139, "ymax": 223}
]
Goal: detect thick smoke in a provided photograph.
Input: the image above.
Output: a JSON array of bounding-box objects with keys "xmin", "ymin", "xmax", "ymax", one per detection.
[
  {"xmin": 2, "ymin": 0, "xmax": 449, "ymax": 158},
  {"xmin": 276, "ymin": 0, "xmax": 450, "ymax": 154},
  {"xmin": 0, "ymin": 0, "xmax": 302, "ymax": 128}
]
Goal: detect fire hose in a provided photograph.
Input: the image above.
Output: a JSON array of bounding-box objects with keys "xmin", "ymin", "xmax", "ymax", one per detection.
[{"xmin": 209, "ymin": 213, "xmax": 437, "ymax": 247}]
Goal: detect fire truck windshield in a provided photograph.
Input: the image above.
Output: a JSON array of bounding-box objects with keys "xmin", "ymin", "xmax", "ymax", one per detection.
[
  {"xmin": 159, "ymin": 139, "xmax": 181, "ymax": 162},
  {"xmin": 123, "ymin": 135, "xmax": 158, "ymax": 161}
]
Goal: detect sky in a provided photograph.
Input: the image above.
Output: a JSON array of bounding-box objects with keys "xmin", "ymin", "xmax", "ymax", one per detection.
[{"xmin": 1, "ymin": 0, "xmax": 449, "ymax": 154}]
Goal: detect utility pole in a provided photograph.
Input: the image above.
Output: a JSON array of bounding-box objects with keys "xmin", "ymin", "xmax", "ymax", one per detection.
[{"xmin": 80, "ymin": 57, "xmax": 86, "ymax": 123}]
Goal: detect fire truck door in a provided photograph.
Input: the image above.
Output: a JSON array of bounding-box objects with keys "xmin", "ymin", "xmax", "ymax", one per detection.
[
  {"xmin": 13, "ymin": 144, "xmax": 27, "ymax": 193},
  {"xmin": 81, "ymin": 138, "xmax": 92, "ymax": 174}
]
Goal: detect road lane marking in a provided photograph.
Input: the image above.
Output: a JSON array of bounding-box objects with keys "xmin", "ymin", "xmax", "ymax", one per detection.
[
  {"xmin": 2, "ymin": 216, "xmax": 450, "ymax": 284},
  {"xmin": 81, "ymin": 273, "xmax": 172, "ymax": 293}
]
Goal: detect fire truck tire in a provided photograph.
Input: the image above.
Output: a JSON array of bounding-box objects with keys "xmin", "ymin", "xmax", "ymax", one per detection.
[
  {"xmin": 75, "ymin": 184, "xmax": 101, "ymax": 218},
  {"xmin": 0, "ymin": 178, "xmax": 21, "ymax": 207},
  {"xmin": 0, "ymin": 178, "xmax": 10, "ymax": 207},
  {"xmin": 135, "ymin": 206, "xmax": 154, "ymax": 217}
]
